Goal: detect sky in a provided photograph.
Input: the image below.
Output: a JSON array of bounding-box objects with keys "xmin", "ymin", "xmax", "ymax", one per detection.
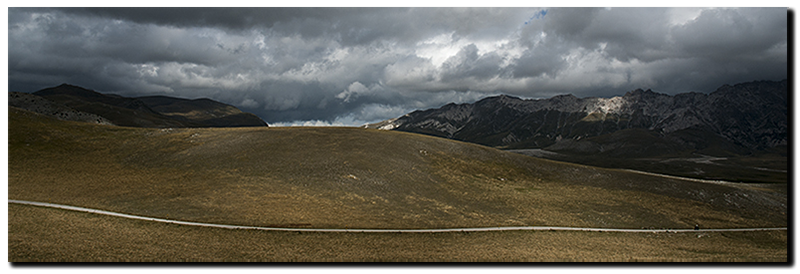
[{"xmin": 6, "ymin": 6, "xmax": 789, "ymax": 126}]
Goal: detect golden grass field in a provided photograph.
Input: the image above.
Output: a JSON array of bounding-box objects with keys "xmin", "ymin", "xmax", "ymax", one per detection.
[
  {"xmin": 9, "ymin": 204, "xmax": 787, "ymax": 262},
  {"xmin": 7, "ymin": 107, "xmax": 788, "ymax": 262}
]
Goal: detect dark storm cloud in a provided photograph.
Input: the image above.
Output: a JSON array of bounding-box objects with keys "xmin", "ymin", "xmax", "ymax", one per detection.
[
  {"xmin": 671, "ymin": 8, "xmax": 787, "ymax": 60},
  {"xmin": 440, "ymin": 44, "xmax": 504, "ymax": 82},
  {"xmin": 543, "ymin": 7, "xmax": 601, "ymax": 38},
  {"xmin": 510, "ymin": 43, "xmax": 569, "ymax": 79},
  {"xmin": 7, "ymin": 7, "xmax": 788, "ymax": 126},
  {"xmin": 49, "ymin": 7, "xmax": 526, "ymax": 46},
  {"xmin": 48, "ymin": 7, "xmax": 318, "ymax": 31}
]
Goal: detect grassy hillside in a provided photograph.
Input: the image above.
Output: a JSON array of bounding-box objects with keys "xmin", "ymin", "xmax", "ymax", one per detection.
[
  {"xmin": 9, "ymin": 204, "xmax": 787, "ymax": 262},
  {"xmin": 137, "ymin": 96, "xmax": 268, "ymax": 127},
  {"xmin": 8, "ymin": 107, "xmax": 788, "ymax": 261},
  {"xmin": 529, "ymin": 127, "xmax": 788, "ymax": 184},
  {"xmin": 30, "ymin": 84, "xmax": 267, "ymax": 127}
]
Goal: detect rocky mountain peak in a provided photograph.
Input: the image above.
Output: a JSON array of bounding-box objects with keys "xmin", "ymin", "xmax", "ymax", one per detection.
[
  {"xmin": 552, "ymin": 93, "xmax": 578, "ymax": 99},
  {"xmin": 35, "ymin": 83, "xmax": 106, "ymax": 98},
  {"xmin": 623, "ymin": 88, "xmax": 668, "ymax": 100},
  {"xmin": 368, "ymin": 79, "xmax": 787, "ymax": 155},
  {"xmin": 476, "ymin": 94, "xmax": 522, "ymax": 105}
]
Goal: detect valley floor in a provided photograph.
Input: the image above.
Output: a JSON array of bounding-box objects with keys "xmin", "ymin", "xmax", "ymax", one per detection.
[{"xmin": 508, "ymin": 149, "xmax": 788, "ymax": 184}]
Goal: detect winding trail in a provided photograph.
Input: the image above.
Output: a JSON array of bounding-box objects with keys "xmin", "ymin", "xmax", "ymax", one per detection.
[
  {"xmin": 620, "ymin": 168, "xmax": 745, "ymax": 186},
  {"xmin": 9, "ymin": 199, "xmax": 787, "ymax": 234}
]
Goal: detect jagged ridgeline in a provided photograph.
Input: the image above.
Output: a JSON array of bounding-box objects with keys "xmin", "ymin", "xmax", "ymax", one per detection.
[
  {"xmin": 367, "ymin": 80, "xmax": 788, "ymax": 183},
  {"xmin": 370, "ymin": 80, "xmax": 787, "ymax": 152},
  {"xmin": 9, "ymin": 84, "xmax": 268, "ymax": 128}
]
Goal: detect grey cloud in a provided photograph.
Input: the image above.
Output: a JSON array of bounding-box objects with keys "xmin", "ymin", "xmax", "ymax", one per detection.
[
  {"xmin": 534, "ymin": 8, "xmax": 674, "ymax": 63},
  {"xmin": 510, "ymin": 42, "xmax": 569, "ymax": 79},
  {"xmin": 382, "ymin": 55, "xmax": 439, "ymax": 90},
  {"xmin": 48, "ymin": 7, "xmax": 303, "ymax": 31},
  {"xmin": 579, "ymin": 8, "xmax": 673, "ymax": 62},
  {"xmin": 542, "ymin": 8, "xmax": 602, "ymax": 38},
  {"xmin": 440, "ymin": 44, "xmax": 504, "ymax": 81},
  {"xmin": 48, "ymin": 7, "xmax": 536, "ymax": 47},
  {"xmin": 7, "ymin": 7, "xmax": 788, "ymax": 126},
  {"xmin": 671, "ymin": 8, "xmax": 787, "ymax": 60}
]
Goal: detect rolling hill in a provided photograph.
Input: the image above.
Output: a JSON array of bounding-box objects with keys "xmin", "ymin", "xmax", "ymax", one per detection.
[
  {"xmin": 9, "ymin": 106, "xmax": 787, "ymax": 228},
  {"xmin": 8, "ymin": 106, "xmax": 787, "ymax": 261},
  {"xmin": 135, "ymin": 95, "xmax": 268, "ymax": 127}
]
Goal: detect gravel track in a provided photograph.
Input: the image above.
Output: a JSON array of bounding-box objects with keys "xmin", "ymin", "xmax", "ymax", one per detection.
[{"xmin": 9, "ymin": 199, "xmax": 787, "ymax": 233}]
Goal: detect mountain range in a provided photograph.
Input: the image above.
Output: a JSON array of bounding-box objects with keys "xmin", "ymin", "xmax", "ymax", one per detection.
[
  {"xmin": 368, "ymin": 79, "xmax": 788, "ymax": 183},
  {"xmin": 9, "ymin": 84, "xmax": 268, "ymax": 128},
  {"xmin": 371, "ymin": 79, "xmax": 787, "ymax": 152}
]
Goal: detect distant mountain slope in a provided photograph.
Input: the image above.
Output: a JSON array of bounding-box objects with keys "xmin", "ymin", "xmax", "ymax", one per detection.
[
  {"xmin": 25, "ymin": 84, "xmax": 267, "ymax": 128},
  {"xmin": 370, "ymin": 80, "xmax": 786, "ymax": 154},
  {"xmin": 30, "ymin": 84, "xmax": 183, "ymax": 128},
  {"xmin": 367, "ymin": 80, "xmax": 787, "ymax": 183},
  {"xmin": 137, "ymin": 96, "xmax": 267, "ymax": 127},
  {"xmin": 8, "ymin": 92, "xmax": 115, "ymax": 126}
]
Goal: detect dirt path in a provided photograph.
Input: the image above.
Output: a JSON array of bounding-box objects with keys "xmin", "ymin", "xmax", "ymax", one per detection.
[
  {"xmin": 9, "ymin": 199, "xmax": 787, "ymax": 233},
  {"xmin": 620, "ymin": 168, "xmax": 747, "ymax": 186}
]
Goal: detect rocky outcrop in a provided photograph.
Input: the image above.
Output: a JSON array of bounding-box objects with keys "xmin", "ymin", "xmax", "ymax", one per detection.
[{"xmin": 8, "ymin": 92, "xmax": 115, "ymax": 125}]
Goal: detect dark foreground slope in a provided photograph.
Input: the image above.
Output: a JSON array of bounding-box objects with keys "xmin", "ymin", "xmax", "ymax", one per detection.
[
  {"xmin": 25, "ymin": 84, "xmax": 267, "ymax": 128},
  {"xmin": 8, "ymin": 107, "xmax": 787, "ymax": 261}
]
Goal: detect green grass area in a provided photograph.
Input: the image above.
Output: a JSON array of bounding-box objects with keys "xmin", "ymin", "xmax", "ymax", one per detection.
[{"xmin": 7, "ymin": 107, "xmax": 788, "ymax": 261}]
